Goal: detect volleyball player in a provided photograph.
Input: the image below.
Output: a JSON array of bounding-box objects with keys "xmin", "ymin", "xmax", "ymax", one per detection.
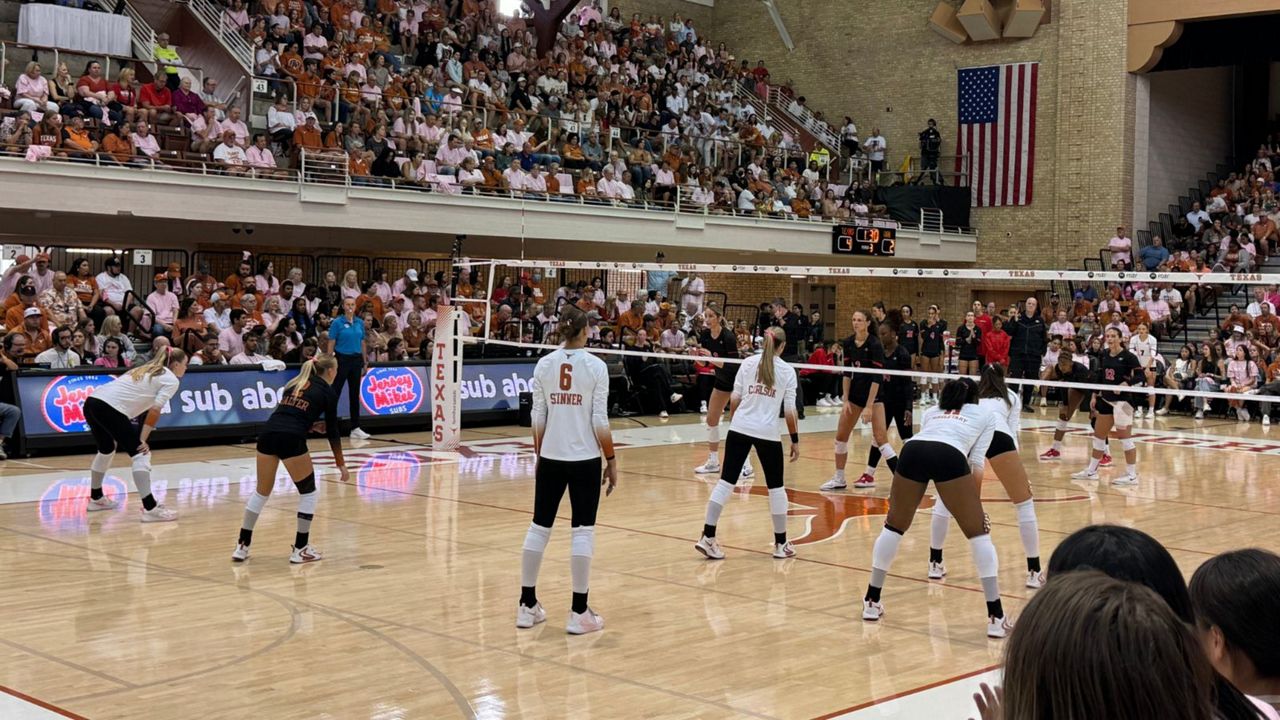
[
  {"xmin": 862, "ymin": 378, "xmax": 1011, "ymax": 637},
  {"xmin": 863, "ymin": 313, "xmax": 912, "ymax": 481},
  {"xmin": 821, "ymin": 310, "xmax": 895, "ymax": 490},
  {"xmin": 694, "ymin": 326, "xmax": 800, "ymax": 561},
  {"xmin": 1038, "ymin": 338, "xmax": 1097, "ymax": 461},
  {"xmin": 918, "ymin": 304, "xmax": 947, "ymax": 405},
  {"xmin": 929, "ymin": 364, "xmax": 1043, "ymax": 589},
  {"xmin": 693, "ymin": 307, "xmax": 753, "ymax": 479},
  {"xmin": 1128, "ymin": 322, "xmax": 1159, "ymax": 418},
  {"xmin": 232, "ymin": 354, "xmax": 350, "ymax": 564},
  {"xmin": 83, "ymin": 348, "xmax": 188, "ymax": 522},
  {"xmin": 1072, "ymin": 327, "xmax": 1142, "ymax": 485},
  {"xmin": 518, "ymin": 306, "xmax": 617, "ymax": 635}
]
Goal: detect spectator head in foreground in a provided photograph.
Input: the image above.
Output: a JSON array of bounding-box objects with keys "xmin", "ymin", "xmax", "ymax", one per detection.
[
  {"xmin": 1002, "ymin": 571, "xmax": 1215, "ymax": 720},
  {"xmin": 1190, "ymin": 549, "xmax": 1280, "ymax": 711}
]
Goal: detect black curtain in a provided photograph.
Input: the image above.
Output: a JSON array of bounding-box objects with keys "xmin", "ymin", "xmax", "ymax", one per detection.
[{"xmin": 876, "ymin": 185, "xmax": 971, "ymax": 229}]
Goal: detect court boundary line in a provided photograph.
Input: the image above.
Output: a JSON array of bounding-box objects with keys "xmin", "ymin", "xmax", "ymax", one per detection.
[
  {"xmin": 810, "ymin": 663, "xmax": 1000, "ymax": 719},
  {"xmin": 0, "ymin": 684, "xmax": 90, "ymax": 720}
]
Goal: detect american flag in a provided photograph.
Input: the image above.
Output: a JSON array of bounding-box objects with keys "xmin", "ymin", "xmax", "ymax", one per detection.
[{"xmin": 955, "ymin": 62, "xmax": 1038, "ymax": 207}]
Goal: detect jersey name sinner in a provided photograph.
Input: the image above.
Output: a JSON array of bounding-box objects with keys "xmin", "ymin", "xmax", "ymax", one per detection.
[
  {"xmin": 550, "ymin": 392, "xmax": 584, "ymax": 406},
  {"xmin": 747, "ymin": 384, "xmax": 777, "ymax": 398}
]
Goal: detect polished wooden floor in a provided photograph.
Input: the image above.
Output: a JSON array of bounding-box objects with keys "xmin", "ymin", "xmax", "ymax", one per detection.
[{"xmin": 2, "ymin": 408, "xmax": 1279, "ymax": 719}]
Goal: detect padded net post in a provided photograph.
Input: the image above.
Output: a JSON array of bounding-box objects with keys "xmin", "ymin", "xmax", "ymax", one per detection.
[{"xmin": 431, "ymin": 304, "xmax": 463, "ymax": 450}]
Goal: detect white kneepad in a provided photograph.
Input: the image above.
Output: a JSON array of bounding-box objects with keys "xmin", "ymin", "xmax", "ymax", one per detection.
[
  {"xmin": 1121, "ymin": 438, "xmax": 1136, "ymax": 452},
  {"xmin": 91, "ymin": 452, "xmax": 115, "ymax": 474},
  {"xmin": 523, "ymin": 523, "xmax": 552, "ymax": 553},
  {"xmin": 833, "ymin": 440, "xmax": 849, "ymax": 455},
  {"xmin": 767, "ymin": 487, "xmax": 788, "ymax": 515},
  {"xmin": 131, "ymin": 453, "xmax": 152, "ymax": 473},
  {"xmin": 570, "ymin": 526, "xmax": 594, "ymax": 558},
  {"xmin": 1092, "ymin": 437, "xmax": 1108, "ymax": 453}
]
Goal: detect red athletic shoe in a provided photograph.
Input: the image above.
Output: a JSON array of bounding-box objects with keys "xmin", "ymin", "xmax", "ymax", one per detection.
[
  {"xmin": 852, "ymin": 473, "xmax": 876, "ymax": 488},
  {"xmin": 1099, "ymin": 453, "xmax": 1113, "ymax": 468},
  {"xmin": 1038, "ymin": 448, "xmax": 1061, "ymax": 461}
]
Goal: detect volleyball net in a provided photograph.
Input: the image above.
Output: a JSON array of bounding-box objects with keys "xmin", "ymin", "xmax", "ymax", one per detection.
[{"xmin": 438, "ymin": 258, "xmax": 1280, "ymax": 424}]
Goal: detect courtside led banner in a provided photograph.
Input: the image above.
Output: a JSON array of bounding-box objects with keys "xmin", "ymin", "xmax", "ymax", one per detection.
[{"xmin": 16, "ymin": 361, "xmax": 535, "ymax": 438}]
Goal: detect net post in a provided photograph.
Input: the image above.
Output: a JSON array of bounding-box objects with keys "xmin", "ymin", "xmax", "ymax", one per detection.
[{"xmin": 431, "ymin": 305, "xmax": 463, "ymax": 450}]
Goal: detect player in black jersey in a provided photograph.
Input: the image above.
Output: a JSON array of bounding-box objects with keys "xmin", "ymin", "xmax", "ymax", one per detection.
[
  {"xmin": 898, "ymin": 304, "xmax": 920, "ymax": 374},
  {"xmin": 1072, "ymin": 328, "xmax": 1142, "ymax": 486},
  {"xmin": 863, "ymin": 313, "xmax": 913, "ymax": 481},
  {"xmin": 820, "ymin": 310, "xmax": 894, "ymax": 491},
  {"xmin": 693, "ymin": 307, "xmax": 753, "ymax": 478},
  {"xmin": 918, "ymin": 305, "xmax": 948, "ymax": 405},
  {"xmin": 232, "ymin": 354, "xmax": 350, "ymax": 564},
  {"xmin": 1038, "ymin": 338, "xmax": 1095, "ymax": 461}
]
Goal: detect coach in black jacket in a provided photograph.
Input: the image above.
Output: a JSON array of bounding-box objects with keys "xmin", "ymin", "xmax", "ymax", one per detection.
[
  {"xmin": 1006, "ymin": 296, "xmax": 1048, "ymax": 412},
  {"xmin": 770, "ymin": 299, "xmax": 807, "ymax": 419}
]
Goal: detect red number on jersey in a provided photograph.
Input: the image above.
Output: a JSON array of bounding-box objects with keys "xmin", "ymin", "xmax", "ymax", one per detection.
[
  {"xmin": 559, "ymin": 363, "xmax": 572, "ymax": 391},
  {"xmin": 1105, "ymin": 369, "xmax": 1116, "ymax": 381}
]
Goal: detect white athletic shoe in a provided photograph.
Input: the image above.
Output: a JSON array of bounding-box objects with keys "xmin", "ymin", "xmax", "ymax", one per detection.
[
  {"xmin": 1241, "ymin": 409, "xmax": 1252, "ymax": 422},
  {"xmin": 928, "ymin": 561, "xmax": 947, "ymax": 580},
  {"xmin": 988, "ymin": 615, "xmax": 1014, "ymax": 639},
  {"xmin": 820, "ymin": 475, "xmax": 847, "ymax": 491},
  {"xmin": 86, "ymin": 496, "xmax": 120, "ymax": 512},
  {"xmin": 516, "ymin": 602, "xmax": 547, "ymax": 629},
  {"xmin": 694, "ymin": 535, "xmax": 725, "ymax": 560},
  {"xmin": 816, "ymin": 397, "xmax": 831, "ymax": 407},
  {"xmin": 566, "ymin": 608, "xmax": 605, "ymax": 635},
  {"xmin": 740, "ymin": 463, "xmax": 754, "ymax": 479},
  {"xmin": 140, "ymin": 504, "xmax": 178, "ymax": 523},
  {"xmin": 694, "ymin": 459, "xmax": 721, "ymax": 474},
  {"xmin": 1155, "ymin": 407, "xmax": 1169, "ymax": 416},
  {"xmin": 1070, "ymin": 468, "xmax": 1099, "ymax": 481},
  {"xmin": 1026, "ymin": 571, "xmax": 1045, "ymax": 589},
  {"xmin": 670, "ymin": 393, "xmax": 683, "ymax": 405},
  {"xmin": 1039, "ymin": 396, "xmax": 1048, "ymax": 407},
  {"xmin": 1195, "ymin": 410, "xmax": 1205, "ymax": 420},
  {"xmin": 700, "ymin": 401, "xmax": 708, "ymax": 414},
  {"xmin": 772, "ymin": 540, "xmax": 796, "ymax": 559},
  {"xmin": 659, "ymin": 411, "xmax": 670, "ymax": 419},
  {"xmin": 862, "ymin": 599, "xmax": 884, "ymax": 622},
  {"xmin": 1265, "ymin": 415, "xmax": 1272, "ymax": 427},
  {"xmin": 1133, "ymin": 407, "xmax": 1144, "ymax": 420},
  {"xmin": 290, "ymin": 544, "xmax": 323, "ymax": 563},
  {"xmin": 232, "ymin": 543, "xmax": 250, "ymax": 562},
  {"xmin": 350, "ymin": 427, "xmax": 371, "ymax": 440},
  {"xmin": 1112, "ymin": 474, "xmax": 1139, "ymax": 487}
]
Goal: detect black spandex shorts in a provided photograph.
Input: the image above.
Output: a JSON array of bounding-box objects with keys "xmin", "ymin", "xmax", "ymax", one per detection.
[
  {"xmin": 985, "ymin": 431, "xmax": 1017, "ymax": 458},
  {"xmin": 847, "ymin": 383, "xmax": 885, "ymax": 408},
  {"xmin": 896, "ymin": 440, "xmax": 971, "ymax": 484},
  {"xmin": 713, "ymin": 375, "xmax": 735, "ymax": 394},
  {"xmin": 256, "ymin": 431, "xmax": 310, "ymax": 460},
  {"xmin": 1095, "ymin": 396, "xmax": 1116, "ymax": 416}
]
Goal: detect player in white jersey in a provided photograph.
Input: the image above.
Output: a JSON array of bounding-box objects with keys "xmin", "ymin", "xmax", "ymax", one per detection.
[
  {"xmin": 861, "ymin": 378, "xmax": 1013, "ymax": 638},
  {"xmin": 929, "ymin": 364, "xmax": 1043, "ymax": 589},
  {"xmin": 694, "ymin": 326, "xmax": 800, "ymax": 560},
  {"xmin": 82, "ymin": 348, "xmax": 188, "ymax": 522},
  {"xmin": 1128, "ymin": 323, "xmax": 1159, "ymax": 418},
  {"xmin": 518, "ymin": 306, "xmax": 617, "ymax": 635}
]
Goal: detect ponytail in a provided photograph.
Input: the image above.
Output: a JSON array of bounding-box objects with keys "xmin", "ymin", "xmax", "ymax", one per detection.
[
  {"xmin": 284, "ymin": 353, "xmax": 338, "ymax": 397},
  {"xmin": 757, "ymin": 326, "xmax": 782, "ymax": 389},
  {"xmin": 126, "ymin": 346, "xmax": 187, "ymax": 381},
  {"xmin": 977, "ymin": 362, "xmax": 1012, "ymax": 407},
  {"xmin": 557, "ymin": 304, "xmax": 588, "ymax": 343}
]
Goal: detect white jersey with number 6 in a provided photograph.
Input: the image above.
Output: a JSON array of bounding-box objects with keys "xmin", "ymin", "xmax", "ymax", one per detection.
[
  {"xmin": 531, "ymin": 347, "xmax": 610, "ymax": 462},
  {"xmin": 730, "ymin": 353, "xmax": 798, "ymax": 441}
]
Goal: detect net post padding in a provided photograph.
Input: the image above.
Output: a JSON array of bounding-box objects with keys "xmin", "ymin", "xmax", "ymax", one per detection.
[{"xmin": 431, "ymin": 305, "xmax": 463, "ymax": 450}]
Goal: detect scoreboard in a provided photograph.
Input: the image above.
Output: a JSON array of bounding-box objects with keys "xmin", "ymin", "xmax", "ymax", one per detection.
[{"xmin": 832, "ymin": 224, "xmax": 897, "ymax": 257}]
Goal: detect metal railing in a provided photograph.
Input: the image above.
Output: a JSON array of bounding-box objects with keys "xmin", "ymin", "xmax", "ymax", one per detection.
[
  {"xmin": 180, "ymin": 0, "xmax": 254, "ymax": 71},
  {"xmin": 86, "ymin": 0, "xmax": 155, "ymax": 66},
  {"xmin": 764, "ymin": 85, "xmax": 841, "ymax": 155}
]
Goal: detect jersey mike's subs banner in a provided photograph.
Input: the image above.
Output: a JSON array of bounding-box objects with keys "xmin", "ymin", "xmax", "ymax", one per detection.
[{"xmin": 16, "ymin": 360, "xmax": 536, "ymax": 441}]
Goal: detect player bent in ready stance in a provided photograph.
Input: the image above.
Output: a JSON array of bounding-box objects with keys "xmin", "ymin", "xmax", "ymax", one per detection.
[
  {"xmin": 84, "ymin": 348, "xmax": 188, "ymax": 522},
  {"xmin": 862, "ymin": 378, "xmax": 1013, "ymax": 638},
  {"xmin": 694, "ymin": 326, "xmax": 801, "ymax": 561},
  {"xmin": 232, "ymin": 354, "xmax": 350, "ymax": 564},
  {"xmin": 518, "ymin": 306, "xmax": 617, "ymax": 635}
]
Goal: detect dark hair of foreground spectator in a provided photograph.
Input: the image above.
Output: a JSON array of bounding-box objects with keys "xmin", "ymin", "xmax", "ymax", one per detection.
[{"xmin": 1003, "ymin": 571, "xmax": 1216, "ymax": 720}]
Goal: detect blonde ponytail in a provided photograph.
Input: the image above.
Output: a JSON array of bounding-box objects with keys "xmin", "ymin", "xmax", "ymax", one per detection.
[
  {"xmin": 757, "ymin": 326, "xmax": 782, "ymax": 389},
  {"xmin": 127, "ymin": 347, "xmax": 187, "ymax": 381},
  {"xmin": 283, "ymin": 353, "xmax": 338, "ymax": 397}
]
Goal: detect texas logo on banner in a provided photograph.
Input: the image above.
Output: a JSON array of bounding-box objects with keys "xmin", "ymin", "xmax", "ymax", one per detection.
[
  {"xmin": 41, "ymin": 375, "xmax": 113, "ymax": 433},
  {"xmin": 359, "ymin": 367, "xmax": 424, "ymax": 415}
]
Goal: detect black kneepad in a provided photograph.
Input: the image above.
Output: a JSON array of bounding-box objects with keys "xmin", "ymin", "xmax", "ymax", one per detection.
[{"xmin": 295, "ymin": 474, "xmax": 317, "ymax": 495}]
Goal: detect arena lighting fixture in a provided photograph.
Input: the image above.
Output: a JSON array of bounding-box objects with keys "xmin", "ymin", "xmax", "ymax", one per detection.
[
  {"xmin": 789, "ymin": 274, "xmax": 807, "ymax": 279},
  {"xmin": 65, "ymin": 248, "xmax": 117, "ymax": 255}
]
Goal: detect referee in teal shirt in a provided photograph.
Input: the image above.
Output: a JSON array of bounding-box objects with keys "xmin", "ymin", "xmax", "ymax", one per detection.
[{"xmin": 327, "ymin": 297, "xmax": 370, "ymax": 439}]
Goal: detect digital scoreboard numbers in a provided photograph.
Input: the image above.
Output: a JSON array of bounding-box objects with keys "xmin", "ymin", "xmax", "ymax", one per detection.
[{"xmin": 831, "ymin": 225, "xmax": 897, "ymax": 257}]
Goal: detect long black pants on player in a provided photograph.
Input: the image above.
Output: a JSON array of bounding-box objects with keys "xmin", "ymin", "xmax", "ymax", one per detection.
[
  {"xmin": 781, "ymin": 353, "xmax": 806, "ymax": 418},
  {"xmin": 1007, "ymin": 353, "xmax": 1039, "ymax": 407},
  {"xmin": 637, "ymin": 363, "xmax": 678, "ymax": 413},
  {"xmin": 83, "ymin": 396, "xmax": 143, "ymax": 456},
  {"xmin": 332, "ymin": 352, "xmax": 363, "ymax": 430},
  {"xmin": 720, "ymin": 430, "xmax": 784, "ymax": 490},
  {"xmin": 532, "ymin": 457, "xmax": 602, "ymax": 528}
]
